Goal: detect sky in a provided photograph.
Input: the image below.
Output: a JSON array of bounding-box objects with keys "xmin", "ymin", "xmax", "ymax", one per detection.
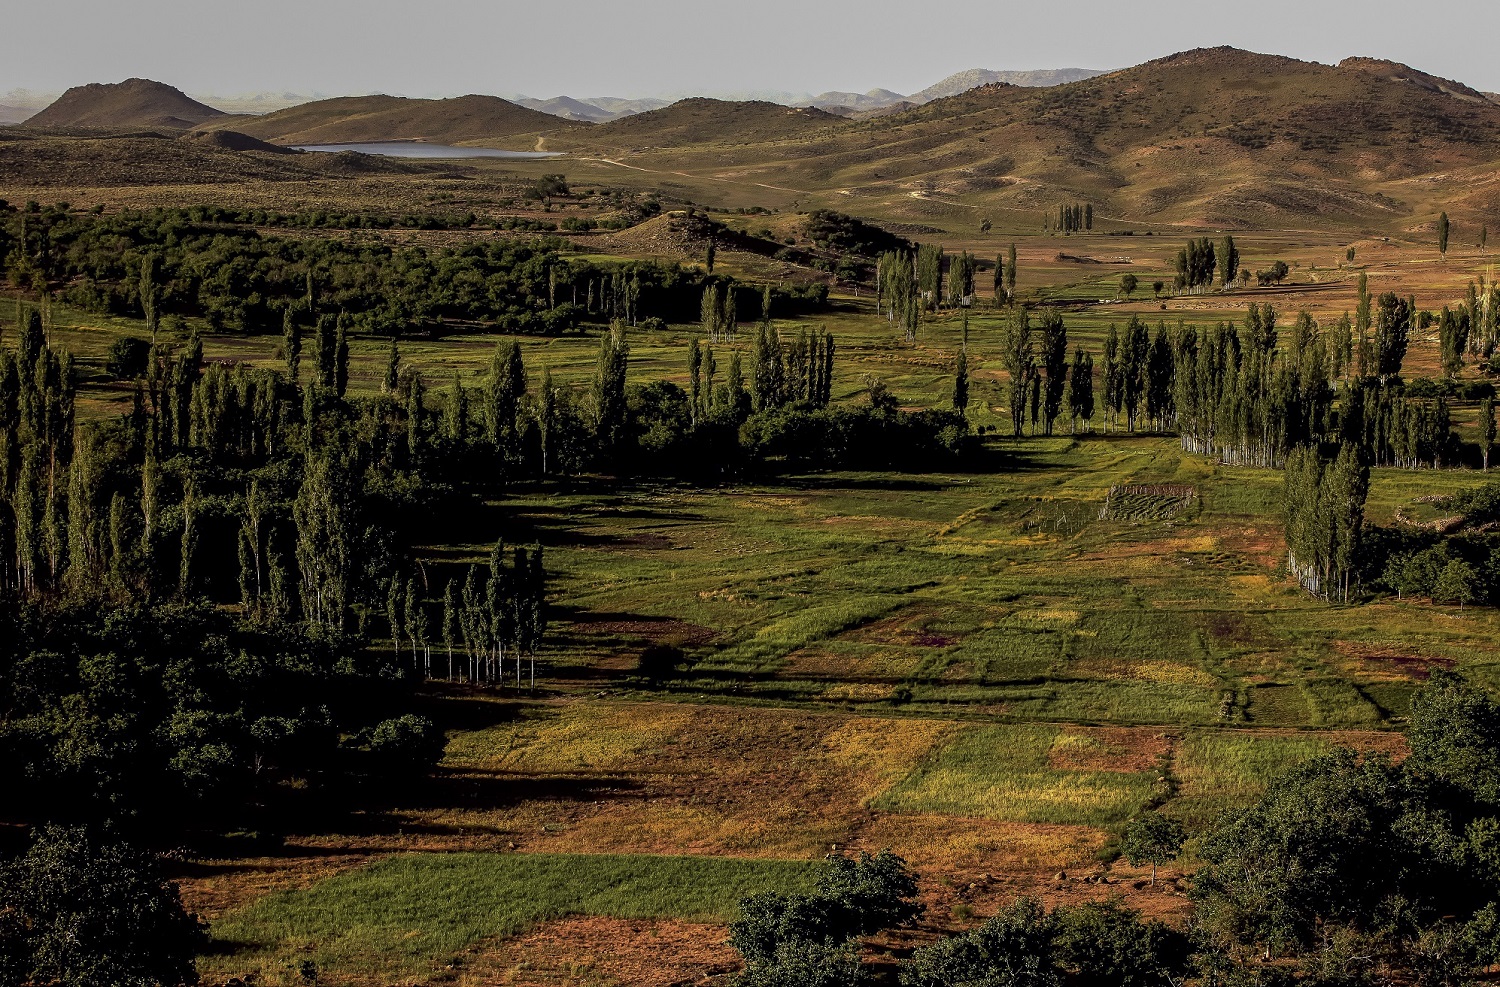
[{"xmin": 6, "ymin": 0, "xmax": 1499, "ymax": 101}]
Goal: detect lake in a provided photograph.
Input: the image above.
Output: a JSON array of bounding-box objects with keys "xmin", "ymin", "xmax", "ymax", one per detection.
[{"xmin": 292, "ymin": 142, "xmax": 561, "ymax": 159}]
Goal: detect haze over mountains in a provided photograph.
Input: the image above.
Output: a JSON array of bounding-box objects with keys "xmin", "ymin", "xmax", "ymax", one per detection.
[
  {"xmin": 6, "ymin": 66, "xmax": 1108, "ymax": 127},
  {"xmin": 511, "ymin": 68, "xmax": 1106, "ymax": 121},
  {"xmin": 8, "ymin": 48, "xmax": 1500, "ymax": 230}
]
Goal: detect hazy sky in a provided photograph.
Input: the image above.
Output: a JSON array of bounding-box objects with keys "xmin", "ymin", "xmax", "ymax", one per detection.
[{"xmin": 8, "ymin": 0, "xmax": 1499, "ymax": 99}]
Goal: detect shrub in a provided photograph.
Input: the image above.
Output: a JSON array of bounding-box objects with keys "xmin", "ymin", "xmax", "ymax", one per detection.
[
  {"xmin": 105, "ymin": 336, "xmax": 151, "ymax": 379},
  {"xmin": 367, "ymin": 715, "xmax": 446, "ymax": 776}
]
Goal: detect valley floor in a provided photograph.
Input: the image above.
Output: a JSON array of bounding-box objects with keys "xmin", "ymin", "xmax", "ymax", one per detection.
[{"xmin": 183, "ymin": 436, "xmax": 1494, "ymax": 986}]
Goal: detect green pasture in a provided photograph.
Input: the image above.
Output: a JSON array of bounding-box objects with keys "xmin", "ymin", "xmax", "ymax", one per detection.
[
  {"xmin": 874, "ymin": 723, "xmax": 1161, "ymax": 825},
  {"xmin": 209, "ymin": 852, "xmax": 820, "ymax": 985}
]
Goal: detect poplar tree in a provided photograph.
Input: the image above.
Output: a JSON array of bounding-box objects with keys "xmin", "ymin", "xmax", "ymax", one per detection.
[
  {"xmin": 1005, "ymin": 244, "xmax": 1017, "ymax": 301},
  {"xmin": 953, "ymin": 317, "xmax": 969, "ymax": 416},
  {"xmin": 443, "ymin": 373, "xmax": 467, "ymax": 444},
  {"xmin": 700, "ymin": 284, "xmax": 721, "ymax": 344},
  {"xmin": 1374, "ymin": 293, "xmax": 1412, "ymax": 380},
  {"xmin": 1216, "ymin": 236, "xmax": 1239, "ymax": 287},
  {"xmin": 1438, "ymin": 212, "xmax": 1450, "ymax": 259},
  {"xmin": 1102, "ymin": 325, "xmax": 1120, "ymax": 431},
  {"xmin": 486, "ymin": 341, "xmax": 527, "ymax": 468},
  {"xmin": 1068, "ymin": 349, "xmax": 1094, "ymax": 432},
  {"xmin": 282, "ymin": 307, "xmax": 301, "ymax": 382},
  {"xmin": 538, "ymin": 368, "xmax": 556, "ymax": 475},
  {"xmin": 1120, "ymin": 317, "xmax": 1150, "ymax": 431},
  {"xmin": 383, "ymin": 336, "xmax": 401, "ymax": 395},
  {"xmin": 334, "ymin": 317, "xmax": 350, "ymax": 398},
  {"xmin": 688, "ymin": 338, "xmax": 703, "ymax": 422},
  {"xmin": 1001, "ymin": 308, "xmax": 1033, "ymax": 437},
  {"xmin": 727, "ymin": 351, "xmax": 746, "ymax": 416},
  {"xmin": 442, "ymin": 579, "xmax": 458, "ymax": 680},
  {"xmin": 1481, "ymin": 396, "xmax": 1496, "ymax": 471},
  {"xmin": 1038, "ymin": 311, "xmax": 1068, "ymax": 436},
  {"xmin": 591, "ymin": 323, "xmax": 629, "ymax": 459},
  {"xmin": 139, "ymin": 254, "xmax": 160, "ymax": 342},
  {"xmin": 1356, "ymin": 273, "xmax": 1373, "ymax": 376}
]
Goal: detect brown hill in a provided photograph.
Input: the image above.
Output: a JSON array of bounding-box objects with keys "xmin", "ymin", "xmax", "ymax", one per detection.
[
  {"xmin": 179, "ymin": 129, "xmax": 298, "ymax": 154},
  {"xmin": 27, "ymin": 79, "xmax": 225, "ymax": 131},
  {"xmin": 0, "ymin": 130, "xmax": 445, "ymax": 187},
  {"xmin": 1338, "ymin": 57, "xmax": 1494, "ymax": 105},
  {"xmin": 200, "ymin": 93, "xmax": 585, "ymax": 146},
  {"xmin": 566, "ymin": 48, "xmax": 1500, "ymax": 229},
  {"xmin": 574, "ymin": 98, "xmax": 845, "ymax": 150}
]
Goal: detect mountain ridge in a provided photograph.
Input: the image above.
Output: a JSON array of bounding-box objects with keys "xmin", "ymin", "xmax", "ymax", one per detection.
[{"xmin": 192, "ymin": 93, "xmax": 585, "ymax": 145}]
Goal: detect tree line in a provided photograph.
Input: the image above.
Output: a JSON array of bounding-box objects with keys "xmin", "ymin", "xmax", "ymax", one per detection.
[
  {"xmin": 992, "ymin": 298, "xmax": 1498, "ymax": 473},
  {"xmin": 0, "ymin": 201, "xmax": 830, "ymax": 341}
]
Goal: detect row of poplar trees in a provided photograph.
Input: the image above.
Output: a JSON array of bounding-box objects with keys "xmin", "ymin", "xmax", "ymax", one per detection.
[
  {"xmin": 1, "ymin": 303, "xmax": 553, "ymax": 687},
  {"xmin": 997, "ymin": 296, "xmax": 1489, "ymax": 471},
  {"xmin": 876, "ymin": 245, "xmax": 1017, "ymax": 343}
]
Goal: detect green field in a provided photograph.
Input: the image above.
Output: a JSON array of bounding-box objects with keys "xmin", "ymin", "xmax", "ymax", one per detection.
[{"xmin": 209, "ymin": 853, "xmax": 821, "ymax": 985}]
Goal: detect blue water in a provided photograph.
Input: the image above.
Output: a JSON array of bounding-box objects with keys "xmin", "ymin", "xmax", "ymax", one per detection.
[{"xmin": 292, "ymin": 142, "xmax": 561, "ymax": 159}]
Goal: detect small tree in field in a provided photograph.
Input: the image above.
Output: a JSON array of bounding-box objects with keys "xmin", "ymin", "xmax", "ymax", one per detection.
[
  {"xmin": 1480, "ymin": 396, "xmax": 1495, "ymax": 471},
  {"xmin": 1120, "ymin": 274, "xmax": 1138, "ymax": 298},
  {"xmin": 1438, "ymin": 212, "xmax": 1450, "ymax": 259},
  {"xmin": 1122, "ymin": 812, "xmax": 1185, "ymax": 885}
]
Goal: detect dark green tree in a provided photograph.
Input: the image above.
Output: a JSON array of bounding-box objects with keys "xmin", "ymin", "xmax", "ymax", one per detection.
[
  {"xmin": 1038, "ymin": 310, "xmax": 1068, "ymax": 436},
  {"xmin": 1121, "ymin": 812, "xmax": 1185, "ymax": 885},
  {"xmin": 0, "ymin": 826, "xmax": 207, "ymax": 987}
]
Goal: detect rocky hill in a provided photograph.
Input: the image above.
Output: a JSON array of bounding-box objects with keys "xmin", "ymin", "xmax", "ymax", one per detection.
[{"xmin": 26, "ymin": 78, "xmax": 225, "ymax": 131}]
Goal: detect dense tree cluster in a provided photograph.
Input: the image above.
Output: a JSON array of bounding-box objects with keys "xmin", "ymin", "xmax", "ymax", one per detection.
[
  {"xmin": 989, "ymin": 296, "xmax": 1485, "ymax": 476},
  {"xmin": 0, "ymin": 825, "xmax": 208, "ymax": 987},
  {"xmin": 1283, "ymin": 443, "xmax": 1370, "ymax": 602},
  {"xmin": 0, "ymin": 600, "xmax": 443, "ymax": 832},
  {"xmin": 1379, "ymin": 479, "xmax": 1500, "ymax": 607},
  {"xmin": 0, "ymin": 201, "xmax": 828, "ymax": 340},
  {"xmin": 1173, "ymin": 237, "xmax": 1219, "ymax": 293},
  {"xmin": 801, "ymin": 210, "xmax": 910, "ymax": 260},
  {"xmin": 1054, "ymin": 202, "xmax": 1093, "ymax": 235}
]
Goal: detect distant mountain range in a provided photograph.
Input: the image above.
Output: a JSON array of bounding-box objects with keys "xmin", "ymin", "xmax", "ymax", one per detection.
[
  {"xmin": 509, "ymin": 69, "xmax": 1107, "ymax": 122},
  {"xmin": 2, "ymin": 68, "xmax": 1108, "ymax": 128}
]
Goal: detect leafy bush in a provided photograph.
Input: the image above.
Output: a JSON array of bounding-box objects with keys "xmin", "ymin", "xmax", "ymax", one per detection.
[
  {"xmin": 367, "ymin": 715, "xmax": 446, "ymax": 776},
  {"xmin": 105, "ymin": 336, "xmax": 151, "ymax": 379}
]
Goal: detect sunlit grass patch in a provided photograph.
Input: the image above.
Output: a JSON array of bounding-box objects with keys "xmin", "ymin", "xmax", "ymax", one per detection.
[
  {"xmin": 1171, "ymin": 731, "xmax": 1328, "ymax": 826},
  {"xmin": 444, "ymin": 702, "xmax": 694, "ymax": 773},
  {"xmin": 874, "ymin": 724, "xmax": 1161, "ymax": 825},
  {"xmin": 209, "ymin": 852, "xmax": 820, "ymax": 986}
]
